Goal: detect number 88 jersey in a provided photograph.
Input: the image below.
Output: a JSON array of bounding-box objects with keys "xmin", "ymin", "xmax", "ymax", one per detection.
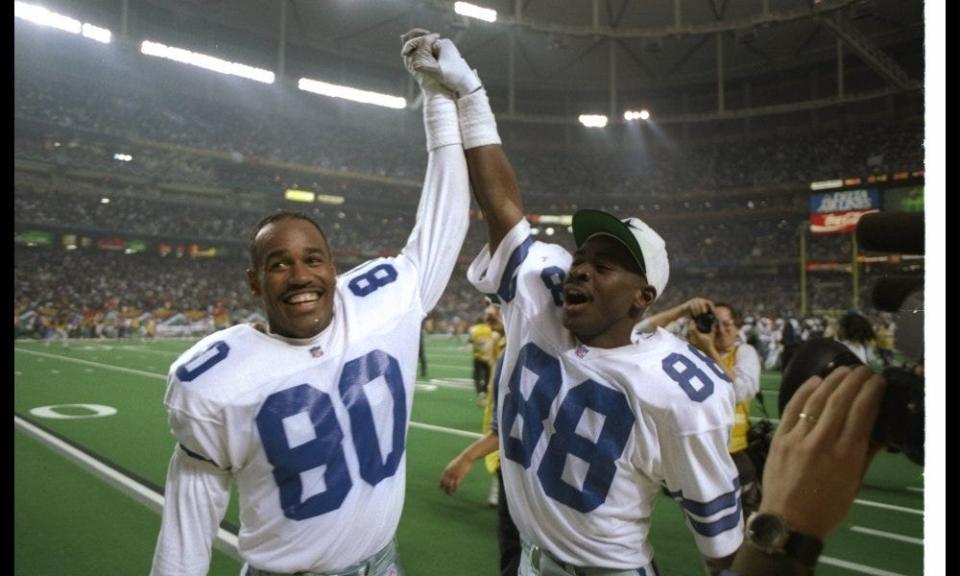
[{"xmin": 468, "ymin": 220, "xmax": 744, "ymax": 569}]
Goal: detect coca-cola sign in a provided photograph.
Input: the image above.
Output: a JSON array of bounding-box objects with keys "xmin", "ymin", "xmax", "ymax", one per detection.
[{"xmin": 809, "ymin": 209, "xmax": 879, "ymax": 234}]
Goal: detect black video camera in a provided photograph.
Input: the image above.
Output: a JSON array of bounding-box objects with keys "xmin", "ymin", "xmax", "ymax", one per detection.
[
  {"xmin": 779, "ymin": 212, "xmax": 925, "ymax": 465},
  {"xmin": 780, "ymin": 339, "xmax": 923, "ymax": 465}
]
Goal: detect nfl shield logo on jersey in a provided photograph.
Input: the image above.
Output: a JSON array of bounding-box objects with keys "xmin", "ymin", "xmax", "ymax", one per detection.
[
  {"xmin": 309, "ymin": 345, "xmax": 324, "ymax": 358},
  {"xmin": 575, "ymin": 343, "xmax": 589, "ymax": 358}
]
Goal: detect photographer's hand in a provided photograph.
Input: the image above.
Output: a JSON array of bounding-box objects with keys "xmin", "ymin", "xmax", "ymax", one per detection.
[
  {"xmin": 641, "ymin": 297, "xmax": 713, "ymax": 334},
  {"xmin": 685, "ymin": 297, "xmax": 714, "ymax": 316},
  {"xmin": 761, "ymin": 365, "xmax": 887, "ymax": 539}
]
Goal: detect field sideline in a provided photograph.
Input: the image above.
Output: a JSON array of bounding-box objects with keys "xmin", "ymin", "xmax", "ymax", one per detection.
[{"xmin": 14, "ymin": 336, "xmax": 924, "ymax": 575}]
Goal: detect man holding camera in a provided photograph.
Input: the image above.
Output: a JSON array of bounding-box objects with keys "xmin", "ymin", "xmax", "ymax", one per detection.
[{"xmin": 641, "ymin": 299, "xmax": 763, "ymax": 525}]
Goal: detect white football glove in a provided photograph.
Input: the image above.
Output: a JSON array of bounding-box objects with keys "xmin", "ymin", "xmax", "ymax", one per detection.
[
  {"xmin": 401, "ymin": 29, "xmax": 482, "ymax": 98},
  {"xmin": 432, "ymin": 38, "xmax": 482, "ymax": 98},
  {"xmin": 401, "ymin": 28, "xmax": 461, "ymax": 151},
  {"xmin": 401, "ymin": 29, "xmax": 447, "ymax": 95}
]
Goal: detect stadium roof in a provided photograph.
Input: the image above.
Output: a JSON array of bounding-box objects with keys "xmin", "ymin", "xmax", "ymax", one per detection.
[{"xmin": 31, "ymin": 0, "xmax": 927, "ymax": 121}]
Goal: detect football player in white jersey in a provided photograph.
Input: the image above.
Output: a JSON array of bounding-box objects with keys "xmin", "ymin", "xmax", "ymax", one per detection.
[
  {"xmin": 150, "ymin": 32, "xmax": 472, "ymax": 576},
  {"xmin": 402, "ymin": 31, "xmax": 744, "ymax": 575},
  {"xmin": 640, "ymin": 299, "xmax": 764, "ymax": 548}
]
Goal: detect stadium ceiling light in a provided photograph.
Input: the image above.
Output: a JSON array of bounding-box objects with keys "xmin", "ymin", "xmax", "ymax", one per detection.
[
  {"xmin": 298, "ymin": 78, "xmax": 406, "ymax": 110},
  {"xmin": 15, "ymin": 1, "xmax": 112, "ymax": 43},
  {"xmin": 315, "ymin": 193, "xmax": 345, "ymax": 206},
  {"xmin": 810, "ymin": 179, "xmax": 844, "ymax": 190},
  {"xmin": 285, "ymin": 189, "xmax": 316, "ymax": 203},
  {"xmin": 140, "ymin": 40, "xmax": 275, "ymax": 84},
  {"xmin": 537, "ymin": 214, "xmax": 573, "ymax": 225},
  {"xmin": 578, "ymin": 114, "xmax": 608, "ymax": 128},
  {"xmin": 82, "ymin": 23, "xmax": 112, "ymax": 44},
  {"xmin": 624, "ymin": 110, "xmax": 651, "ymax": 121},
  {"xmin": 454, "ymin": 2, "xmax": 497, "ymax": 22},
  {"xmin": 15, "ymin": 2, "xmax": 81, "ymax": 33}
]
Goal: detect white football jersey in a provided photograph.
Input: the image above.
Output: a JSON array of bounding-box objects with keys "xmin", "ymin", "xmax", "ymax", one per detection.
[
  {"xmin": 152, "ymin": 143, "xmax": 469, "ymax": 575},
  {"xmin": 468, "ymin": 219, "xmax": 744, "ymax": 569}
]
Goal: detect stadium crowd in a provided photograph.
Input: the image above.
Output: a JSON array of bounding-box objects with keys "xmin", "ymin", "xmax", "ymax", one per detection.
[{"xmin": 14, "ymin": 240, "xmax": 897, "ymax": 365}]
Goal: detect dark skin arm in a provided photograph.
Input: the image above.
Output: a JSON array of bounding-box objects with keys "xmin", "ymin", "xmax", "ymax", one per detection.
[
  {"xmin": 704, "ymin": 553, "xmax": 736, "ymax": 575},
  {"xmin": 464, "ymin": 145, "xmax": 525, "ymax": 253},
  {"xmin": 439, "ymin": 431, "xmax": 500, "ymax": 495}
]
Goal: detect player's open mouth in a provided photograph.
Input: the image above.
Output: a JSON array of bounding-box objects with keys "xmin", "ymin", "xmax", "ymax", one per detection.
[
  {"xmin": 283, "ymin": 289, "xmax": 325, "ymax": 308},
  {"xmin": 562, "ymin": 285, "xmax": 591, "ymax": 312}
]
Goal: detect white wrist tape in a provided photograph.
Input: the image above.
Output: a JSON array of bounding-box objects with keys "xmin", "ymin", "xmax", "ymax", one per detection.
[
  {"xmin": 423, "ymin": 91, "xmax": 462, "ymax": 152},
  {"xmin": 457, "ymin": 88, "xmax": 501, "ymax": 150}
]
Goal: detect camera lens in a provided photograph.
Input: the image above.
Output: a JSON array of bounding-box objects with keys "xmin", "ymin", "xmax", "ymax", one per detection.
[
  {"xmin": 694, "ymin": 311, "xmax": 716, "ymax": 334},
  {"xmin": 781, "ymin": 338, "xmax": 924, "ymax": 465}
]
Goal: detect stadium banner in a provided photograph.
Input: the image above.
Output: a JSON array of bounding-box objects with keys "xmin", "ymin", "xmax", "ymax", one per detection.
[
  {"xmin": 809, "ymin": 209, "xmax": 879, "ymax": 235},
  {"xmin": 809, "ymin": 188, "xmax": 881, "ymax": 214}
]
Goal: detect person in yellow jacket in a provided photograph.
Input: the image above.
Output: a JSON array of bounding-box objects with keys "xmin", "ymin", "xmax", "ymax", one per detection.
[
  {"xmin": 640, "ymin": 298, "xmax": 763, "ymax": 523},
  {"xmin": 467, "ymin": 305, "xmax": 503, "ymax": 406},
  {"xmin": 455, "ymin": 304, "xmax": 505, "ymax": 498},
  {"xmin": 874, "ymin": 314, "xmax": 897, "ymax": 367}
]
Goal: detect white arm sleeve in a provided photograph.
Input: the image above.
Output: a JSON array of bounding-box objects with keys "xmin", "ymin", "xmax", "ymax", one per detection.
[
  {"xmin": 402, "ymin": 94, "xmax": 470, "ymax": 314},
  {"xmin": 731, "ymin": 345, "xmax": 761, "ymax": 403},
  {"xmin": 466, "ymin": 219, "xmax": 545, "ymax": 302},
  {"xmin": 661, "ymin": 430, "xmax": 744, "ymax": 559},
  {"xmin": 150, "ymin": 447, "xmax": 231, "ymax": 576}
]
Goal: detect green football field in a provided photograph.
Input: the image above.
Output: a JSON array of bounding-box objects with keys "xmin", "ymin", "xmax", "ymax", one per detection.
[{"xmin": 14, "ymin": 336, "xmax": 924, "ymax": 576}]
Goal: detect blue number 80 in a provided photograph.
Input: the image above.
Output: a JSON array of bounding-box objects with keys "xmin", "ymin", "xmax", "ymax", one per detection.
[{"xmin": 256, "ymin": 349, "xmax": 407, "ymax": 520}]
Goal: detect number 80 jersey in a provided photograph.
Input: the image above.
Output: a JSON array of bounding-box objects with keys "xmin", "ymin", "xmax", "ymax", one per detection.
[
  {"xmin": 162, "ymin": 257, "xmax": 422, "ymax": 574},
  {"xmin": 468, "ymin": 220, "xmax": 744, "ymax": 569}
]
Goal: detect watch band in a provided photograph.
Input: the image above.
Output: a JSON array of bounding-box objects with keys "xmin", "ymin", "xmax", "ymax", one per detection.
[
  {"xmin": 785, "ymin": 531, "xmax": 824, "ymax": 568},
  {"xmin": 746, "ymin": 512, "xmax": 824, "ymax": 568}
]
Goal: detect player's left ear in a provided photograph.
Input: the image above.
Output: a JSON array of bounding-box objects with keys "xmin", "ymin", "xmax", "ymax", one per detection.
[
  {"xmin": 633, "ymin": 284, "xmax": 657, "ymax": 312},
  {"xmin": 247, "ymin": 268, "xmax": 262, "ymax": 296}
]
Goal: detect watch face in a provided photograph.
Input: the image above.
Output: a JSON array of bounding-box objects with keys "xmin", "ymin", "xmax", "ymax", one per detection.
[{"xmin": 749, "ymin": 513, "xmax": 788, "ymax": 550}]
